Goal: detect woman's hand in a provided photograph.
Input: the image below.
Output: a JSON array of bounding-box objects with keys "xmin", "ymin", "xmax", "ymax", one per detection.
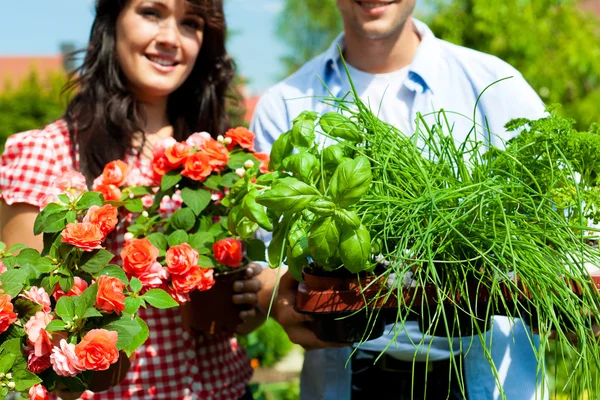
[
  {"xmin": 232, "ymin": 263, "xmax": 267, "ymax": 335},
  {"xmin": 54, "ymin": 387, "xmax": 84, "ymax": 400}
]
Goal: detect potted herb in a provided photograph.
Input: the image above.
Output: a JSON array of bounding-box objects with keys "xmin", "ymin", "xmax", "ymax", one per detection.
[{"xmin": 252, "ymin": 111, "xmax": 393, "ymax": 343}]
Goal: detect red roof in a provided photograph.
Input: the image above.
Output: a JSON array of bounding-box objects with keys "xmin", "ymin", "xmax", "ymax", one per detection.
[
  {"xmin": 580, "ymin": 0, "xmax": 600, "ymax": 16},
  {"xmin": 243, "ymin": 96, "xmax": 260, "ymax": 124},
  {"xmin": 0, "ymin": 55, "xmax": 64, "ymax": 92}
]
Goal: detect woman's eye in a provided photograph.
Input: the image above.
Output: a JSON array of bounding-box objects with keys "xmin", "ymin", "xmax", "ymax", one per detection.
[
  {"xmin": 140, "ymin": 8, "xmax": 161, "ymax": 20},
  {"xmin": 182, "ymin": 18, "xmax": 204, "ymax": 31}
]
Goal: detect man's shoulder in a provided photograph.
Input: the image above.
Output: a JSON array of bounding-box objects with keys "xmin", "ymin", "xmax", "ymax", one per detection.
[{"xmin": 437, "ymin": 38, "xmax": 522, "ymax": 81}]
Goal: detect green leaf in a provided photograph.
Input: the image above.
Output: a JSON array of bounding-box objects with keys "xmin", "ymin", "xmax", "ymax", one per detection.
[
  {"xmin": 167, "ymin": 230, "xmax": 189, "ymax": 247},
  {"xmin": 291, "ymin": 111, "xmax": 318, "ymax": 148},
  {"xmin": 282, "ymin": 152, "xmax": 319, "ymax": 183},
  {"xmin": 227, "ymin": 152, "xmax": 256, "ymax": 170},
  {"xmin": 286, "ymin": 247, "xmax": 304, "ymax": 282},
  {"xmin": 203, "ymin": 175, "xmax": 223, "ymax": 191},
  {"xmin": 0, "ymin": 338, "xmax": 21, "ymax": 354},
  {"xmin": 268, "ymin": 216, "xmax": 291, "ymax": 268},
  {"xmin": 198, "ymin": 256, "xmax": 214, "ymax": 268},
  {"xmin": 319, "ymin": 112, "xmax": 362, "ymax": 142},
  {"xmin": 161, "ymin": 170, "xmax": 182, "ymax": 192},
  {"xmin": 96, "ymin": 265, "xmax": 129, "ymax": 284},
  {"xmin": 227, "ymin": 205, "xmax": 242, "ymax": 236},
  {"xmin": 0, "ymin": 353, "xmax": 16, "ymax": 373},
  {"xmin": 339, "ymin": 225, "xmax": 371, "ymax": 273},
  {"xmin": 31, "ymin": 257, "xmax": 56, "ymax": 274},
  {"xmin": 33, "ymin": 203, "xmax": 67, "ymax": 235},
  {"xmin": 123, "ymin": 317, "xmax": 149, "ymax": 357},
  {"xmin": 40, "ymin": 210, "xmax": 69, "ymax": 233},
  {"xmin": 170, "ymin": 208, "xmax": 196, "ymax": 231},
  {"xmin": 246, "ymin": 239, "xmax": 266, "ymax": 262},
  {"xmin": 235, "ymin": 217, "xmax": 259, "ymax": 240},
  {"xmin": 76, "ymin": 191, "xmax": 104, "ymax": 209},
  {"xmin": 269, "ymin": 132, "xmax": 294, "ymax": 171},
  {"xmin": 141, "ymin": 289, "xmax": 178, "ymax": 309},
  {"xmin": 46, "ymin": 319, "xmax": 67, "ymax": 332},
  {"xmin": 102, "ymin": 316, "xmax": 142, "ymax": 351},
  {"xmin": 124, "ymin": 297, "xmax": 143, "ymax": 315},
  {"xmin": 7, "ymin": 243, "xmax": 26, "ymax": 253},
  {"xmin": 15, "ymin": 248, "xmax": 40, "ymax": 267},
  {"xmin": 146, "ymin": 232, "xmax": 168, "ymax": 252},
  {"xmin": 242, "ymin": 188, "xmax": 273, "ymax": 231},
  {"xmin": 330, "ymin": 156, "xmax": 372, "ymax": 207},
  {"xmin": 220, "ymin": 172, "xmax": 240, "ymax": 188},
  {"xmin": 127, "ymin": 186, "xmax": 153, "ymax": 196},
  {"xmin": 59, "ymin": 274, "xmax": 74, "ymax": 293},
  {"xmin": 13, "ymin": 368, "xmax": 42, "ymax": 391},
  {"xmin": 0, "ymin": 269, "xmax": 28, "ymax": 297},
  {"xmin": 124, "ymin": 197, "xmax": 144, "ymax": 213},
  {"xmin": 308, "ymin": 217, "xmax": 340, "ymax": 266},
  {"xmin": 55, "ymin": 296, "xmax": 76, "ymax": 323},
  {"xmin": 76, "ymin": 284, "xmax": 98, "ymax": 317},
  {"xmin": 80, "ymin": 249, "xmax": 115, "ymax": 274},
  {"xmin": 308, "ymin": 198, "xmax": 336, "ymax": 217},
  {"xmin": 334, "ymin": 209, "xmax": 361, "ymax": 229},
  {"xmin": 130, "ymin": 277, "xmax": 142, "ymax": 294},
  {"xmin": 256, "ymin": 179, "xmax": 321, "ymax": 213},
  {"xmin": 181, "ymin": 187, "xmax": 212, "ymax": 216},
  {"xmin": 81, "ymin": 307, "xmax": 103, "ymax": 319},
  {"xmin": 188, "ymin": 232, "xmax": 215, "ymax": 251}
]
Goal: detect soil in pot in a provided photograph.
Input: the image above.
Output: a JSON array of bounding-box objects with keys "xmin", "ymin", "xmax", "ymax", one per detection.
[{"xmin": 181, "ymin": 263, "xmax": 251, "ymax": 335}]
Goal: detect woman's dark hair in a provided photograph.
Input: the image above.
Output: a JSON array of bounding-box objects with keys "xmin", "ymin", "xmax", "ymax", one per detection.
[{"xmin": 63, "ymin": 0, "xmax": 238, "ymax": 181}]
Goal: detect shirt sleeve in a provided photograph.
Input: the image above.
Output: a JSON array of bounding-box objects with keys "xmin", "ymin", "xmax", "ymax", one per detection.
[
  {"xmin": 0, "ymin": 126, "xmax": 73, "ymax": 207},
  {"xmin": 250, "ymin": 88, "xmax": 291, "ymax": 154}
]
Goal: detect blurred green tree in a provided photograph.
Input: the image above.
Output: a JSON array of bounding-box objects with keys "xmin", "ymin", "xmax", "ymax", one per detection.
[
  {"xmin": 275, "ymin": 0, "xmax": 343, "ymax": 76},
  {"xmin": 426, "ymin": 0, "xmax": 600, "ymax": 128},
  {"xmin": 0, "ymin": 70, "xmax": 68, "ymax": 151}
]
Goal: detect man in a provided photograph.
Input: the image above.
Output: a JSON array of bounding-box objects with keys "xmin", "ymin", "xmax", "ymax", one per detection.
[{"xmin": 251, "ymin": 1, "xmax": 547, "ymax": 399}]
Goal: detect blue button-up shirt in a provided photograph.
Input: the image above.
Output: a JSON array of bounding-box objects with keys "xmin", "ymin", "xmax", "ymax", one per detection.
[{"xmin": 251, "ymin": 19, "xmax": 548, "ymax": 400}]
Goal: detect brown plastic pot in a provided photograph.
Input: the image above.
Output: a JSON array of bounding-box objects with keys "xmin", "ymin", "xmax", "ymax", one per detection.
[
  {"xmin": 87, "ymin": 351, "xmax": 133, "ymax": 393},
  {"xmin": 180, "ymin": 263, "xmax": 251, "ymax": 335},
  {"xmin": 295, "ymin": 267, "xmax": 391, "ymax": 343}
]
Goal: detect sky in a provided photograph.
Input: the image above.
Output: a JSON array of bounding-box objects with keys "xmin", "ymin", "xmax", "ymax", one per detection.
[{"xmin": 0, "ymin": 0, "xmax": 289, "ymax": 96}]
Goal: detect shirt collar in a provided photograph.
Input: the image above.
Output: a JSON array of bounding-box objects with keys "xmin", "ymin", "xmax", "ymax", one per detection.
[{"xmin": 323, "ymin": 18, "xmax": 441, "ymax": 94}]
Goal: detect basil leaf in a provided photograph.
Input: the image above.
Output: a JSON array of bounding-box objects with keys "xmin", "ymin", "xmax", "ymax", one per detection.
[{"xmin": 330, "ymin": 156, "xmax": 372, "ymax": 207}]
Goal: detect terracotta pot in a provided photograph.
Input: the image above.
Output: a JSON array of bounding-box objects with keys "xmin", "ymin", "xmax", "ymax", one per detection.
[
  {"xmin": 181, "ymin": 263, "xmax": 251, "ymax": 335},
  {"xmin": 87, "ymin": 351, "xmax": 133, "ymax": 393},
  {"xmin": 295, "ymin": 267, "xmax": 391, "ymax": 343}
]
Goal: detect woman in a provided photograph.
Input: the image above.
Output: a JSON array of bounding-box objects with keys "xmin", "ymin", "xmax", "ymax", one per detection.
[{"xmin": 0, "ymin": 0, "xmax": 264, "ymax": 399}]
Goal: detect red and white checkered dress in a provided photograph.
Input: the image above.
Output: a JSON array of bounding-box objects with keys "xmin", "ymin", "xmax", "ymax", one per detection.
[{"xmin": 0, "ymin": 120, "xmax": 253, "ymax": 399}]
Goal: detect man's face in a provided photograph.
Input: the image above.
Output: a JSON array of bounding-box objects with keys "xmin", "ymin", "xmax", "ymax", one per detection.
[{"xmin": 336, "ymin": 0, "xmax": 416, "ymax": 40}]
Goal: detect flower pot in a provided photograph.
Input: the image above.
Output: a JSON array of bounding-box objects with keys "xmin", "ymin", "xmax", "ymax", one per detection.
[
  {"xmin": 295, "ymin": 267, "xmax": 390, "ymax": 343},
  {"xmin": 87, "ymin": 351, "xmax": 133, "ymax": 393},
  {"xmin": 181, "ymin": 263, "xmax": 251, "ymax": 335}
]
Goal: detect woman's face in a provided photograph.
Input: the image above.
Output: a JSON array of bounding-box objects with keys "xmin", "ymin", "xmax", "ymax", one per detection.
[{"xmin": 116, "ymin": 0, "xmax": 205, "ymax": 102}]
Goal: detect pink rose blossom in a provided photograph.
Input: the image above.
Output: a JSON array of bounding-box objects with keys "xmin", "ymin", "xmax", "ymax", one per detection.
[
  {"xmin": 137, "ymin": 262, "xmax": 169, "ymax": 289},
  {"xmin": 20, "ymin": 287, "xmax": 51, "ymax": 313},
  {"xmin": 29, "ymin": 383, "xmax": 49, "ymax": 400},
  {"xmin": 167, "ymin": 286, "xmax": 190, "ymax": 304},
  {"xmin": 39, "ymin": 190, "xmax": 60, "ymax": 209},
  {"xmin": 50, "ymin": 339, "xmax": 85, "ymax": 377},
  {"xmin": 92, "ymin": 175, "xmax": 105, "ymax": 191},
  {"xmin": 186, "ymin": 131, "xmax": 212, "ymax": 147},
  {"xmin": 25, "ymin": 311, "xmax": 53, "ymax": 345},
  {"xmin": 141, "ymin": 194, "xmax": 154, "ymax": 208},
  {"xmin": 55, "ymin": 171, "xmax": 87, "ymax": 196},
  {"xmin": 0, "ymin": 260, "xmax": 6, "ymax": 274}
]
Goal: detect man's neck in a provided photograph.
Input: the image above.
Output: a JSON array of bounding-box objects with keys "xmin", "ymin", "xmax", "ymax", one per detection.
[{"xmin": 342, "ymin": 18, "xmax": 421, "ymax": 74}]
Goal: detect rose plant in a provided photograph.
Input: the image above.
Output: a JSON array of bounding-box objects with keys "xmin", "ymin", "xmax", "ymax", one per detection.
[
  {"xmin": 122, "ymin": 127, "xmax": 271, "ymax": 305},
  {"xmin": 0, "ymin": 169, "xmax": 178, "ymax": 399}
]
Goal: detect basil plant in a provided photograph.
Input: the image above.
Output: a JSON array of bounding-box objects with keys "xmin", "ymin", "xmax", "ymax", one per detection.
[{"xmin": 255, "ymin": 111, "xmax": 374, "ymax": 281}]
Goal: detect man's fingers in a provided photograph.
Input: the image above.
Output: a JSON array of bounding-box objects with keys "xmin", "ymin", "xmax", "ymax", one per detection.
[
  {"xmin": 233, "ymin": 292, "xmax": 258, "ymax": 305},
  {"xmin": 233, "ymin": 277, "xmax": 262, "ymax": 293}
]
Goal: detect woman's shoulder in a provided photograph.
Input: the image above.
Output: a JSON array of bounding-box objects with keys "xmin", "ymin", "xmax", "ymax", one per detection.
[{"xmin": 5, "ymin": 119, "xmax": 71, "ymax": 150}]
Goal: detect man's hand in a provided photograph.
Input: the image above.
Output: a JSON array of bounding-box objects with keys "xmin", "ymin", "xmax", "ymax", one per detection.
[
  {"xmin": 269, "ymin": 269, "xmax": 348, "ymax": 350},
  {"xmin": 232, "ymin": 263, "xmax": 267, "ymax": 335}
]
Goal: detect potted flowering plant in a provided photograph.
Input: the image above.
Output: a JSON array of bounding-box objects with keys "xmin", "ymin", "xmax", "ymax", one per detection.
[
  {"xmin": 0, "ymin": 170, "xmax": 178, "ymax": 399},
  {"xmin": 124, "ymin": 127, "xmax": 271, "ymax": 335}
]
